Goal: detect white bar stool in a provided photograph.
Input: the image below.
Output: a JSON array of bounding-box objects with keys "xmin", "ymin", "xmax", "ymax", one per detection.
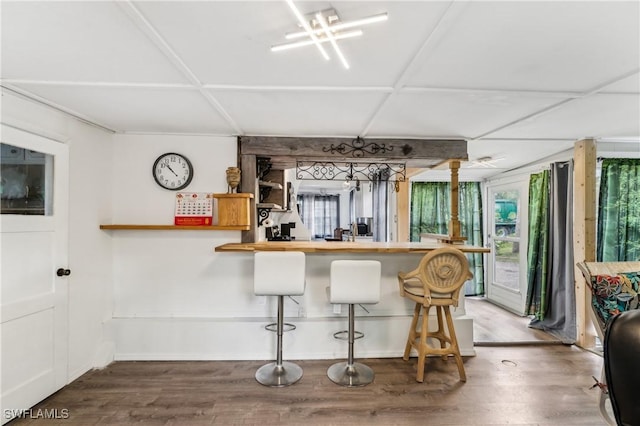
[
  {"xmin": 327, "ymin": 260, "xmax": 381, "ymax": 387},
  {"xmin": 254, "ymin": 251, "xmax": 306, "ymax": 387}
]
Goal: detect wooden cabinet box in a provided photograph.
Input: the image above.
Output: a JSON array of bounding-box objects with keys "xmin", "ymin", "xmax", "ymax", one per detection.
[{"xmin": 213, "ymin": 193, "xmax": 253, "ymax": 227}]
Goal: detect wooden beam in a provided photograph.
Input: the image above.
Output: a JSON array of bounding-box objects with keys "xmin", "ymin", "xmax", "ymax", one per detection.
[
  {"xmin": 239, "ymin": 136, "xmax": 468, "ymax": 165},
  {"xmin": 573, "ymin": 138, "xmax": 597, "ymax": 349}
]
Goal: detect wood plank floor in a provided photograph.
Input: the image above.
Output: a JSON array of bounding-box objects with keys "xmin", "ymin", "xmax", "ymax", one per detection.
[
  {"xmin": 9, "ymin": 345, "xmax": 607, "ymax": 425},
  {"xmin": 465, "ymin": 297, "xmax": 562, "ymax": 345}
]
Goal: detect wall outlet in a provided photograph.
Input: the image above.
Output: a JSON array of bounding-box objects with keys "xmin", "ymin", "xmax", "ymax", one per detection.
[{"xmin": 332, "ymin": 303, "xmax": 341, "ymax": 314}]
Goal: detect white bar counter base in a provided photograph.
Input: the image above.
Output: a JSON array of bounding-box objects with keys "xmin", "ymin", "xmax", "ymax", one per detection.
[{"xmin": 198, "ymin": 241, "xmax": 490, "ymax": 361}]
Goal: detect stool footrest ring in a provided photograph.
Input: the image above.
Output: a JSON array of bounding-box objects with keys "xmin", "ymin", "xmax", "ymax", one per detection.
[
  {"xmin": 265, "ymin": 322, "xmax": 296, "ymax": 332},
  {"xmin": 333, "ymin": 330, "xmax": 364, "ymax": 340}
]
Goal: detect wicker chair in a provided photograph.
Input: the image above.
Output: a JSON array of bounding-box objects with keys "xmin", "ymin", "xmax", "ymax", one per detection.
[{"xmin": 398, "ymin": 247, "xmax": 473, "ymax": 382}]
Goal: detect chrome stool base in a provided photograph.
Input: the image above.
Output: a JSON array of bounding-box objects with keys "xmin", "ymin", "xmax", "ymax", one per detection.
[
  {"xmin": 327, "ymin": 361, "xmax": 374, "ymax": 387},
  {"xmin": 255, "ymin": 361, "xmax": 303, "ymax": 387}
]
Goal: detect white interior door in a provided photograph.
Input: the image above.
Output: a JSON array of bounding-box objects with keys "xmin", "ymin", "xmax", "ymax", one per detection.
[
  {"xmin": 486, "ymin": 180, "xmax": 528, "ymax": 315},
  {"xmin": 1, "ymin": 125, "xmax": 69, "ymax": 424}
]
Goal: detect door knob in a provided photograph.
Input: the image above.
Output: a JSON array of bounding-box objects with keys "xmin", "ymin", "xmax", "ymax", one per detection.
[{"xmin": 56, "ymin": 268, "xmax": 71, "ymax": 277}]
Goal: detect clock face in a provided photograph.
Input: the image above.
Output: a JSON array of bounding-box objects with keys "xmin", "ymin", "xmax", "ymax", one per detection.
[{"xmin": 152, "ymin": 153, "xmax": 193, "ymax": 190}]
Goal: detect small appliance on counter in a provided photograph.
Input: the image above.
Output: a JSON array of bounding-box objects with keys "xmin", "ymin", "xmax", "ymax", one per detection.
[
  {"xmin": 267, "ymin": 222, "xmax": 296, "ymax": 241},
  {"xmin": 324, "ymin": 227, "xmax": 344, "ymax": 242},
  {"xmin": 356, "ymin": 217, "xmax": 374, "ymax": 236}
]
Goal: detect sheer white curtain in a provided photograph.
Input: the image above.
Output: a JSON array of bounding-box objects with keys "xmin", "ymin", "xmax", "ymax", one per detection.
[
  {"xmin": 297, "ymin": 194, "xmax": 340, "ymax": 238},
  {"xmin": 372, "ymin": 171, "xmax": 389, "ymax": 242}
]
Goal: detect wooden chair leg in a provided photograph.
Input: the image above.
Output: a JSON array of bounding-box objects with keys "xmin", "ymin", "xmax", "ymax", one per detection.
[
  {"xmin": 416, "ymin": 305, "xmax": 430, "ymax": 383},
  {"xmin": 403, "ymin": 303, "xmax": 421, "ymax": 361},
  {"xmin": 435, "ymin": 307, "xmax": 448, "ymax": 361},
  {"xmin": 444, "ymin": 305, "xmax": 466, "ymax": 382}
]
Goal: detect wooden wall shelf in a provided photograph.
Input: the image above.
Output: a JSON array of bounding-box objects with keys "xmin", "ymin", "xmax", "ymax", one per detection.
[
  {"xmin": 100, "ymin": 193, "xmax": 254, "ymax": 232},
  {"xmin": 100, "ymin": 224, "xmax": 249, "ymax": 231}
]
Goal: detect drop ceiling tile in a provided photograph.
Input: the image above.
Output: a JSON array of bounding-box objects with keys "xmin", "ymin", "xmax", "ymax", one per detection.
[
  {"xmin": 488, "ymin": 94, "xmax": 640, "ymax": 140},
  {"xmin": 1, "ymin": 1, "xmax": 188, "ymax": 83},
  {"xmin": 367, "ymin": 91, "xmax": 562, "ymax": 139},
  {"xmin": 414, "ymin": 139, "xmax": 576, "ymax": 181},
  {"xmin": 135, "ymin": 1, "xmax": 449, "ymax": 86},
  {"xmin": 406, "ymin": 1, "xmax": 640, "ymax": 92},
  {"xmin": 210, "ymin": 89, "xmax": 387, "ymax": 136},
  {"xmin": 602, "ymin": 73, "xmax": 640, "ymax": 93},
  {"xmin": 12, "ymin": 84, "xmax": 234, "ymax": 134},
  {"xmin": 467, "ymin": 139, "xmax": 576, "ymax": 170}
]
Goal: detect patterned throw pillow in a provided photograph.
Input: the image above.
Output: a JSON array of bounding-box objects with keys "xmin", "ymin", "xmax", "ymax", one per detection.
[{"xmin": 591, "ymin": 272, "xmax": 640, "ymax": 327}]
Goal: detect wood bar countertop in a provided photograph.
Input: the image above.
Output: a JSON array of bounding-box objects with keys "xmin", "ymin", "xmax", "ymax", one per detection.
[{"xmin": 215, "ymin": 241, "xmax": 490, "ymax": 254}]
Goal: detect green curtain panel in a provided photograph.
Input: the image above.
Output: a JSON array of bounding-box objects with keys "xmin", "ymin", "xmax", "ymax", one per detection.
[
  {"xmin": 597, "ymin": 158, "xmax": 640, "ymax": 262},
  {"xmin": 525, "ymin": 170, "xmax": 550, "ymax": 319},
  {"xmin": 528, "ymin": 162, "xmax": 576, "ymax": 343},
  {"xmin": 410, "ymin": 182, "xmax": 484, "ymax": 295},
  {"xmin": 410, "ymin": 182, "xmax": 449, "ymax": 239}
]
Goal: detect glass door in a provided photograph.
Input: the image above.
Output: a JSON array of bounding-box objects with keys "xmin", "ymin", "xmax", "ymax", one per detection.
[{"xmin": 486, "ymin": 181, "xmax": 529, "ymax": 315}]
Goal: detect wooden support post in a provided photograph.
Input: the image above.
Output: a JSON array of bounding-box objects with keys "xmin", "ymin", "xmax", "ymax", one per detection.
[
  {"xmin": 573, "ymin": 138, "xmax": 597, "ymax": 349},
  {"xmin": 448, "ymin": 160, "xmax": 462, "ymax": 239},
  {"xmin": 396, "ymin": 180, "xmax": 410, "ymax": 242},
  {"xmin": 396, "ymin": 168, "xmax": 423, "ymax": 242},
  {"xmin": 240, "ymin": 154, "xmax": 258, "ymax": 243},
  {"xmin": 420, "ymin": 160, "xmax": 467, "ymax": 244}
]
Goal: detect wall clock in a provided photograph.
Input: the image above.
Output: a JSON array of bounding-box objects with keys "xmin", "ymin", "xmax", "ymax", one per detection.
[{"xmin": 152, "ymin": 152, "xmax": 193, "ymax": 190}]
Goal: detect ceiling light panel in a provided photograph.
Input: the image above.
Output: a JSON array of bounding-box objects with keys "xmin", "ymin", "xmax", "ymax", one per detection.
[{"xmin": 272, "ymin": 1, "xmax": 388, "ymax": 69}]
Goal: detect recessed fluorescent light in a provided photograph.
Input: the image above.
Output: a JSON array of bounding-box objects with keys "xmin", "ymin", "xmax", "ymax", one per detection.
[
  {"xmin": 285, "ymin": 12, "xmax": 388, "ymax": 40},
  {"xmin": 271, "ymin": 30, "xmax": 363, "ymax": 52}
]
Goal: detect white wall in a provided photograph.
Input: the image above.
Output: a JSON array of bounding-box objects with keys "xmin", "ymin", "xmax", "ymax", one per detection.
[
  {"xmin": 67, "ymin": 121, "xmax": 114, "ymax": 379},
  {"xmin": 1, "ymin": 91, "xmax": 115, "ymax": 381},
  {"xmin": 109, "ymin": 134, "xmax": 265, "ymax": 358}
]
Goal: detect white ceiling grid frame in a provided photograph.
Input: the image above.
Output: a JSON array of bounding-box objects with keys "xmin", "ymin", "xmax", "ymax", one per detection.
[
  {"xmin": 359, "ymin": 1, "xmax": 468, "ymax": 137},
  {"xmin": 474, "ymin": 67, "xmax": 640, "ymax": 140},
  {"xmin": 0, "ymin": 83, "xmax": 116, "ymax": 134},
  {"xmin": 115, "ymin": 1, "xmax": 242, "ymax": 135}
]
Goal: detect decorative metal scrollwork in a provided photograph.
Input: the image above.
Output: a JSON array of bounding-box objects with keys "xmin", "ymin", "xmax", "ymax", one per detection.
[
  {"xmin": 322, "ymin": 136, "xmax": 394, "ymax": 158},
  {"xmin": 256, "ymin": 157, "xmax": 272, "ymax": 180},
  {"xmin": 257, "ymin": 207, "xmax": 272, "ymax": 226},
  {"xmin": 295, "ymin": 161, "xmax": 406, "ymax": 184}
]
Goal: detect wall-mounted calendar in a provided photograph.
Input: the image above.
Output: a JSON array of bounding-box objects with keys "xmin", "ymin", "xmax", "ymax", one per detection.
[{"xmin": 174, "ymin": 192, "xmax": 213, "ymax": 226}]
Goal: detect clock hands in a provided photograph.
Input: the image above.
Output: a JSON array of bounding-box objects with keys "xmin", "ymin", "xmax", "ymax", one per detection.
[{"xmin": 166, "ymin": 164, "xmax": 179, "ymax": 177}]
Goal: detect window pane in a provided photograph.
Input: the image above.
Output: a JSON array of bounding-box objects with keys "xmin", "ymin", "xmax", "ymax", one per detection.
[
  {"xmin": 494, "ymin": 191, "xmax": 520, "ymax": 237},
  {"xmin": 1, "ymin": 143, "xmax": 53, "ymax": 216},
  {"xmin": 493, "ymin": 240, "xmax": 520, "ymax": 291},
  {"xmin": 491, "ymin": 189, "xmax": 521, "ymax": 293}
]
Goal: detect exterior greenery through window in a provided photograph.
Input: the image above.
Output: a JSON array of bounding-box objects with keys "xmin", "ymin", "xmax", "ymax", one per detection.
[{"xmin": 409, "ymin": 182, "xmax": 484, "ymax": 295}]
